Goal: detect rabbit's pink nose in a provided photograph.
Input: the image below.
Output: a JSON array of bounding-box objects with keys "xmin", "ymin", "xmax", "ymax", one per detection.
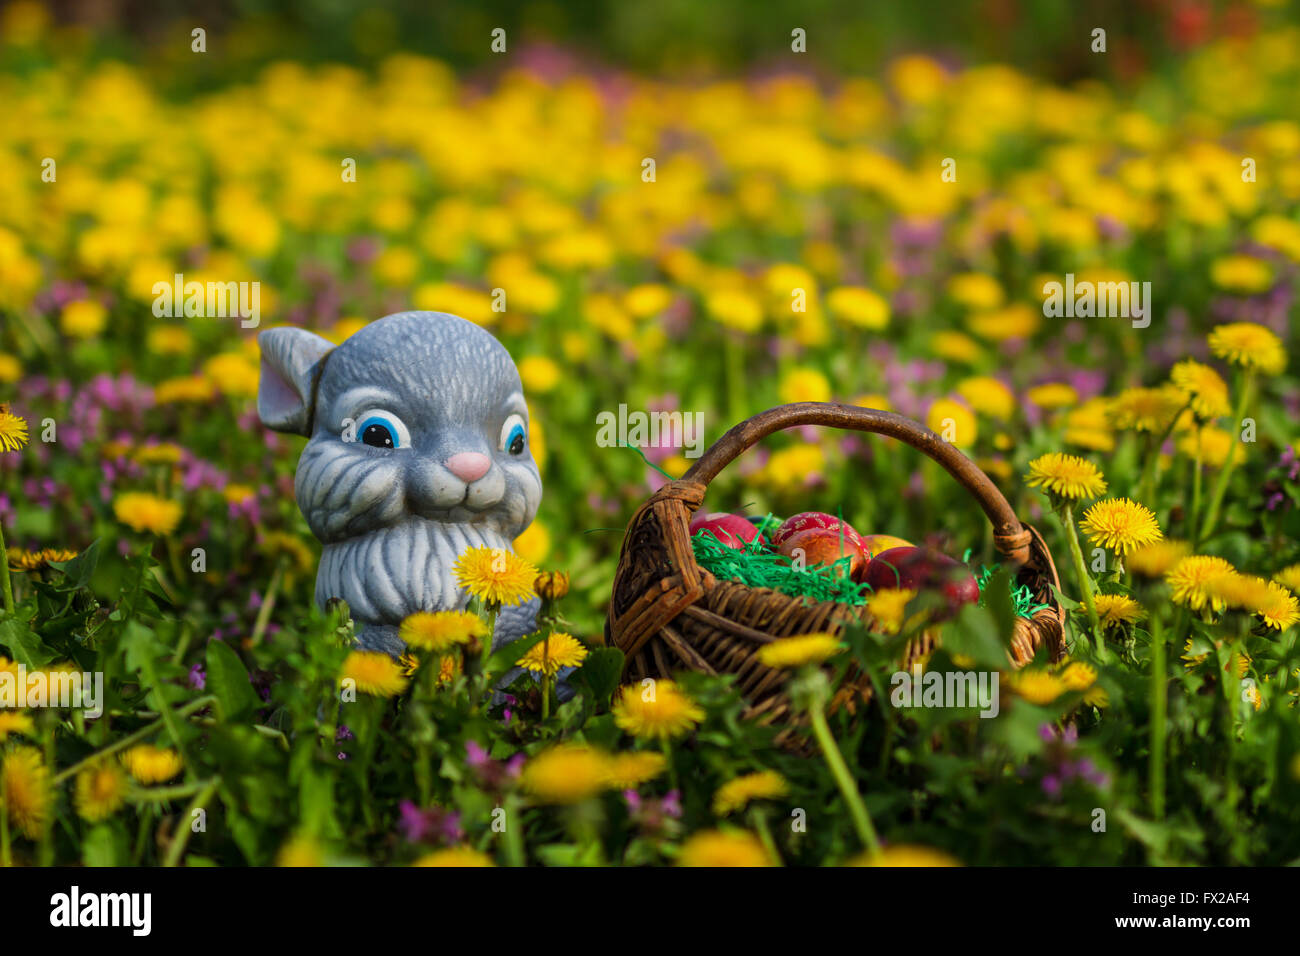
[{"xmin": 445, "ymin": 452, "xmax": 491, "ymax": 483}]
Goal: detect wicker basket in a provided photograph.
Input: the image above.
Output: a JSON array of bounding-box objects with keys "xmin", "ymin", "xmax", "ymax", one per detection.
[{"xmin": 604, "ymin": 402, "xmax": 1067, "ymax": 747}]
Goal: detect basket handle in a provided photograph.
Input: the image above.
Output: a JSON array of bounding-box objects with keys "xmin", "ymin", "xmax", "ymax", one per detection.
[{"xmin": 680, "ymin": 402, "xmax": 1035, "ymax": 565}]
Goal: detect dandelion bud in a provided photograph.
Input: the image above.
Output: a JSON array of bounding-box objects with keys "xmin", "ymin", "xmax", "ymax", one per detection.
[{"xmin": 535, "ymin": 571, "xmax": 570, "ymax": 601}]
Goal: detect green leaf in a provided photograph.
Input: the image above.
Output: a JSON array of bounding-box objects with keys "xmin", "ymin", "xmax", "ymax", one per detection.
[
  {"xmin": 50, "ymin": 538, "xmax": 103, "ymax": 590},
  {"xmin": 573, "ymin": 646, "xmax": 624, "ymax": 709},
  {"xmin": 81, "ymin": 823, "xmax": 126, "ymax": 866},
  {"xmin": 120, "ymin": 619, "xmax": 162, "ymax": 673},
  {"xmin": 0, "ymin": 616, "xmax": 57, "ymax": 669},
  {"xmin": 206, "ymin": 640, "xmax": 261, "ymax": 722},
  {"xmin": 486, "ymin": 631, "xmax": 546, "ymax": 678}
]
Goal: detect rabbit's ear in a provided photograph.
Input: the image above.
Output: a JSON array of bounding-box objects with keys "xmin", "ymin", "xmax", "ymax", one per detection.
[{"xmin": 257, "ymin": 327, "xmax": 335, "ymax": 435}]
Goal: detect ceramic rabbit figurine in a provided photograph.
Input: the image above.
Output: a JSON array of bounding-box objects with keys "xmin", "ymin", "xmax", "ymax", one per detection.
[{"xmin": 256, "ymin": 310, "xmax": 543, "ymax": 657}]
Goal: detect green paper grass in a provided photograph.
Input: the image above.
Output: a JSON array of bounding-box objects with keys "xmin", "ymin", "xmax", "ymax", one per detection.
[{"xmin": 691, "ymin": 529, "xmax": 1045, "ymax": 618}]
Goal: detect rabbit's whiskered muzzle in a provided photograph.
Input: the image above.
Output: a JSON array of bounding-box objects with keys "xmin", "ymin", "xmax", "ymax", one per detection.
[{"xmin": 407, "ymin": 457, "xmax": 507, "ymax": 518}]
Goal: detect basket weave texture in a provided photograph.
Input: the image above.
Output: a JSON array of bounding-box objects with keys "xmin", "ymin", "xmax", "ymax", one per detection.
[{"xmin": 604, "ymin": 403, "xmax": 1067, "ymax": 746}]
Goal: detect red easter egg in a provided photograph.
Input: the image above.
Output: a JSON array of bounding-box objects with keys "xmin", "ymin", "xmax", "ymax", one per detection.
[
  {"xmin": 779, "ymin": 528, "xmax": 868, "ymax": 580},
  {"xmin": 772, "ymin": 512, "xmax": 867, "ymax": 553},
  {"xmin": 862, "ymin": 546, "xmax": 979, "ymax": 617},
  {"xmin": 689, "ymin": 511, "xmax": 765, "ymax": 550}
]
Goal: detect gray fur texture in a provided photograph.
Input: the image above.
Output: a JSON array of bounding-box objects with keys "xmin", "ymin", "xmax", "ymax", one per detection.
[{"xmin": 257, "ymin": 311, "xmax": 543, "ymax": 653}]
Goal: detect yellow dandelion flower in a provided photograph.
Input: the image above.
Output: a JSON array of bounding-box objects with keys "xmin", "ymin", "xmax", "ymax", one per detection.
[
  {"xmin": 947, "ymin": 272, "xmax": 1003, "ymax": 310},
  {"xmin": 1205, "ymin": 571, "xmax": 1272, "ymax": 612},
  {"xmin": 712, "ymin": 770, "xmax": 789, "ymax": 816},
  {"xmin": 605, "ymin": 751, "xmax": 668, "ymax": 789},
  {"xmin": 0, "ymin": 710, "xmax": 34, "ymax": 741},
  {"xmin": 1082, "ymin": 685, "xmax": 1110, "ymax": 708},
  {"xmin": 1129, "ymin": 539, "xmax": 1191, "ymax": 578},
  {"xmin": 399, "ymin": 653, "xmax": 419, "ymax": 678},
  {"xmin": 850, "ymin": 844, "xmax": 960, "ymax": 867},
  {"xmin": 153, "ymin": 375, "xmax": 215, "ymax": 404},
  {"xmin": 133, "ymin": 443, "xmax": 184, "ymax": 466},
  {"xmin": 0, "ymin": 406, "xmax": 29, "ymax": 453},
  {"xmin": 956, "ymin": 376, "xmax": 1016, "ymax": 420},
  {"xmin": 60, "ymin": 299, "xmax": 107, "ymax": 339},
  {"xmin": 520, "ymin": 744, "xmax": 613, "ymax": 804},
  {"xmin": 0, "ymin": 353, "xmax": 22, "ymax": 383},
  {"xmin": 1078, "ymin": 498, "xmax": 1162, "ymax": 555},
  {"xmin": 758, "ymin": 443, "xmax": 826, "ymax": 493},
  {"xmin": 1182, "ymin": 637, "xmax": 1210, "ymax": 669},
  {"xmin": 1167, "ymin": 555, "xmax": 1236, "ymax": 613},
  {"xmin": 966, "ymin": 303, "xmax": 1040, "ymax": 342},
  {"xmin": 1273, "ymin": 564, "xmax": 1300, "ymax": 594},
  {"xmin": 513, "ymin": 520, "xmax": 551, "ymax": 565},
  {"xmin": 1094, "ymin": 594, "xmax": 1145, "ymax": 629},
  {"xmin": 112, "ymin": 492, "xmax": 182, "ymax": 535},
  {"xmin": 276, "ymin": 834, "xmax": 324, "ymax": 867},
  {"xmin": 1009, "ymin": 670, "xmax": 1068, "ymax": 706},
  {"xmin": 1, "ymin": 746, "xmax": 50, "ymax": 838},
  {"xmin": 517, "ymin": 632, "xmax": 589, "ymax": 677},
  {"xmin": 1208, "ymin": 321, "xmax": 1286, "ymax": 375},
  {"xmin": 867, "ymin": 589, "xmax": 917, "ymax": 636},
  {"xmin": 1170, "ymin": 360, "xmax": 1231, "ymax": 421},
  {"xmin": 74, "ymin": 762, "xmax": 129, "ymax": 822},
  {"xmin": 826, "ymin": 286, "xmax": 889, "ymax": 330},
  {"xmin": 926, "ymin": 398, "xmax": 977, "ymax": 448},
  {"xmin": 412, "ymin": 846, "xmax": 495, "ymax": 867},
  {"xmin": 399, "ymin": 611, "xmax": 487, "ymax": 653},
  {"xmin": 1209, "ymin": 254, "xmax": 1273, "ymax": 294},
  {"xmin": 120, "ymin": 744, "xmax": 184, "ymax": 785},
  {"xmin": 7, "ymin": 548, "xmax": 77, "ymax": 572},
  {"xmin": 517, "ymin": 356, "xmax": 561, "ymax": 394},
  {"xmin": 755, "ymin": 633, "xmax": 842, "ymax": 669},
  {"xmin": 1060, "ymin": 662, "xmax": 1097, "ymax": 691},
  {"xmin": 1108, "ymin": 386, "xmax": 1185, "ymax": 433},
  {"xmin": 931, "ymin": 331, "xmax": 984, "ymax": 364},
  {"xmin": 452, "ymin": 546, "xmax": 537, "ymax": 607},
  {"xmin": 1256, "ymin": 582, "xmax": 1300, "ymax": 631},
  {"xmin": 220, "ymin": 482, "xmax": 256, "ymax": 504},
  {"xmin": 146, "ymin": 326, "xmax": 193, "ymax": 356},
  {"xmin": 1026, "ymin": 383, "xmax": 1078, "ymax": 410},
  {"xmin": 1025, "ymin": 453, "xmax": 1107, "ymax": 502},
  {"xmin": 1177, "ymin": 427, "xmax": 1234, "ymax": 469},
  {"xmin": 613, "ymin": 679, "xmax": 705, "ymax": 740},
  {"xmin": 340, "ymin": 650, "xmax": 409, "ymax": 698},
  {"xmin": 677, "ymin": 830, "xmax": 772, "ymax": 867},
  {"xmin": 705, "ymin": 288, "xmax": 764, "ymax": 333},
  {"xmin": 778, "ymin": 367, "xmax": 832, "ymax": 405}
]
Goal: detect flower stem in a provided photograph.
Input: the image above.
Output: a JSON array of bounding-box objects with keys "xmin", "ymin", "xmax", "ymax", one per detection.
[
  {"xmin": 1189, "ymin": 430, "xmax": 1203, "ymax": 539},
  {"xmin": 52, "ymin": 695, "xmax": 217, "ymax": 785},
  {"xmin": 748, "ymin": 806, "xmax": 782, "ymax": 866},
  {"xmin": 163, "ymin": 777, "xmax": 220, "ymax": 867},
  {"xmin": 807, "ymin": 694, "xmax": 880, "ymax": 854},
  {"xmin": 1198, "ymin": 370, "xmax": 1253, "ymax": 547},
  {"xmin": 503, "ymin": 793, "xmax": 526, "ymax": 867},
  {"xmin": 0, "ymin": 516, "xmax": 15, "ymax": 616},
  {"xmin": 1149, "ymin": 614, "xmax": 1166, "ymax": 820},
  {"xmin": 1060, "ymin": 505, "xmax": 1101, "ymax": 650}
]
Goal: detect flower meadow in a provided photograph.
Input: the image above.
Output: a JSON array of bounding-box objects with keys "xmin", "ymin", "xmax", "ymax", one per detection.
[{"xmin": 3, "ymin": 2, "xmax": 1300, "ymax": 868}]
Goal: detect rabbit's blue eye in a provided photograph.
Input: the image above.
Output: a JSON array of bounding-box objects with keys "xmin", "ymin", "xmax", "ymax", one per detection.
[
  {"xmin": 499, "ymin": 414, "xmax": 527, "ymax": 456},
  {"xmin": 355, "ymin": 412, "xmax": 409, "ymax": 450}
]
